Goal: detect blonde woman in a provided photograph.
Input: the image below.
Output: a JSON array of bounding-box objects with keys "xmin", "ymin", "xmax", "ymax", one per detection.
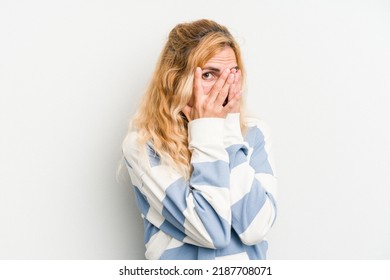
[{"xmin": 122, "ymin": 19, "xmax": 277, "ymax": 260}]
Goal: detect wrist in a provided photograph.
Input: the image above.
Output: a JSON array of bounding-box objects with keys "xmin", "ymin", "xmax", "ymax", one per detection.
[{"xmin": 224, "ymin": 113, "xmax": 244, "ymax": 147}]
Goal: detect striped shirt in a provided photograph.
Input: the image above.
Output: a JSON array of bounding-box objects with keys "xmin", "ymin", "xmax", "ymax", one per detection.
[{"xmin": 122, "ymin": 113, "xmax": 277, "ymax": 260}]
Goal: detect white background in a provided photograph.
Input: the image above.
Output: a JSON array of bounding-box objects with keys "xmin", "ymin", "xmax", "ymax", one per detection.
[{"xmin": 1, "ymin": 0, "xmax": 389, "ymax": 259}]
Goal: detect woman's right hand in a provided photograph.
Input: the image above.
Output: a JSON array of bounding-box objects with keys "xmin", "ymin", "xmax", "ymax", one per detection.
[{"xmin": 183, "ymin": 67, "xmax": 241, "ymax": 121}]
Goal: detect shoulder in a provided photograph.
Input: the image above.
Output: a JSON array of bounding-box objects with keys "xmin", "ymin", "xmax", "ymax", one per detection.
[
  {"xmin": 122, "ymin": 125, "xmax": 162, "ymax": 170},
  {"xmin": 122, "ymin": 129, "xmax": 139, "ymax": 154},
  {"xmin": 122, "ymin": 121, "xmax": 147, "ymax": 168},
  {"xmin": 243, "ymin": 117, "xmax": 273, "ymax": 146}
]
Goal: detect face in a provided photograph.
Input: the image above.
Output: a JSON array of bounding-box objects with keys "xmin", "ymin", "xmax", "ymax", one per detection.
[
  {"xmin": 187, "ymin": 47, "xmax": 238, "ymax": 106},
  {"xmin": 201, "ymin": 46, "xmax": 238, "ymax": 94}
]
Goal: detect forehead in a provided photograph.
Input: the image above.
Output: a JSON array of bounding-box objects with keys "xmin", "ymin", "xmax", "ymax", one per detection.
[{"xmin": 204, "ymin": 47, "xmax": 237, "ymax": 68}]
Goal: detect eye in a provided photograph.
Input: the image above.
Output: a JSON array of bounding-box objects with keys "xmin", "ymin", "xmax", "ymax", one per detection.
[{"xmin": 202, "ymin": 72, "xmax": 215, "ymax": 80}]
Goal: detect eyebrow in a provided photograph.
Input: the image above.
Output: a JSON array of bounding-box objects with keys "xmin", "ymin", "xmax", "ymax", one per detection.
[{"xmin": 202, "ymin": 66, "xmax": 239, "ymax": 72}]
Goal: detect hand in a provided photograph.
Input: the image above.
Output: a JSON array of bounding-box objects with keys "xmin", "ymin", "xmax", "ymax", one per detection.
[{"xmin": 183, "ymin": 67, "xmax": 241, "ymax": 121}]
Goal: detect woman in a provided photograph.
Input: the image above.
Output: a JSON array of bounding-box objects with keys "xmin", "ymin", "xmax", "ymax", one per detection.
[{"xmin": 122, "ymin": 19, "xmax": 277, "ymax": 260}]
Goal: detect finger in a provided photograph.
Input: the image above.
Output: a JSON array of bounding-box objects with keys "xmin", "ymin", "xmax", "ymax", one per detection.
[
  {"xmin": 235, "ymin": 70, "xmax": 242, "ymax": 93},
  {"xmin": 193, "ymin": 67, "xmax": 203, "ymax": 100},
  {"xmin": 233, "ymin": 70, "xmax": 242, "ymax": 100},
  {"xmin": 207, "ymin": 68, "xmax": 231, "ymax": 101},
  {"xmin": 228, "ymin": 71, "xmax": 240, "ymax": 101},
  {"xmin": 234, "ymin": 69, "xmax": 241, "ymax": 89},
  {"xmin": 214, "ymin": 72, "xmax": 234, "ymax": 106}
]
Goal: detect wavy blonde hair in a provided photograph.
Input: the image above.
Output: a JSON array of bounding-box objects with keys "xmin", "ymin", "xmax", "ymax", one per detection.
[{"xmin": 129, "ymin": 19, "xmax": 246, "ymax": 179}]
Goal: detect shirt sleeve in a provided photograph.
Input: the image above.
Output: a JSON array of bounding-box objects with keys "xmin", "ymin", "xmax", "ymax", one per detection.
[
  {"xmin": 224, "ymin": 113, "xmax": 278, "ymax": 245},
  {"xmin": 122, "ymin": 118, "xmax": 232, "ymax": 249}
]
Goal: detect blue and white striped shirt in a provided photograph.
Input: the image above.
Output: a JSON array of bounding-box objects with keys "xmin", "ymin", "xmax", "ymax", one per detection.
[{"xmin": 122, "ymin": 113, "xmax": 277, "ymax": 260}]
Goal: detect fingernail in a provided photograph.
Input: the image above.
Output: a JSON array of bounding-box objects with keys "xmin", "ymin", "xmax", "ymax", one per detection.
[{"xmin": 229, "ymin": 74, "xmax": 234, "ymax": 80}]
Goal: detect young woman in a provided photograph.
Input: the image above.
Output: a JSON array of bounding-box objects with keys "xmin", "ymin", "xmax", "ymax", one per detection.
[{"xmin": 122, "ymin": 19, "xmax": 277, "ymax": 260}]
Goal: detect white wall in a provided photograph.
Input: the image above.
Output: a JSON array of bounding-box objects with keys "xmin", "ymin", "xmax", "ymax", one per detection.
[{"xmin": 1, "ymin": 0, "xmax": 389, "ymax": 259}]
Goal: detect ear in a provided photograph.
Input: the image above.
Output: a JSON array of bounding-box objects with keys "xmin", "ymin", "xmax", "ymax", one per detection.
[
  {"xmin": 182, "ymin": 105, "xmax": 192, "ymax": 122},
  {"xmin": 187, "ymin": 94, "xmax": 195, "ymax": 107}
]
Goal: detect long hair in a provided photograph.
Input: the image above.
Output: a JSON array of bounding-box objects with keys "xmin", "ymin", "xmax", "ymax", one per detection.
[{"xmin": 127, "ymin": 19, "xmax": 246, "ymax": 179}]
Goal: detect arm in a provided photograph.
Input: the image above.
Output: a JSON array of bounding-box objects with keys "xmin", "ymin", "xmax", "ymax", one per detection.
[
  {"xmin": 224, "ymin": 113, "xmax": 277, "ymax": 245},
  {"xmin": 123, "ymin": 118, "xmax": 232, "ymax": 249}
]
